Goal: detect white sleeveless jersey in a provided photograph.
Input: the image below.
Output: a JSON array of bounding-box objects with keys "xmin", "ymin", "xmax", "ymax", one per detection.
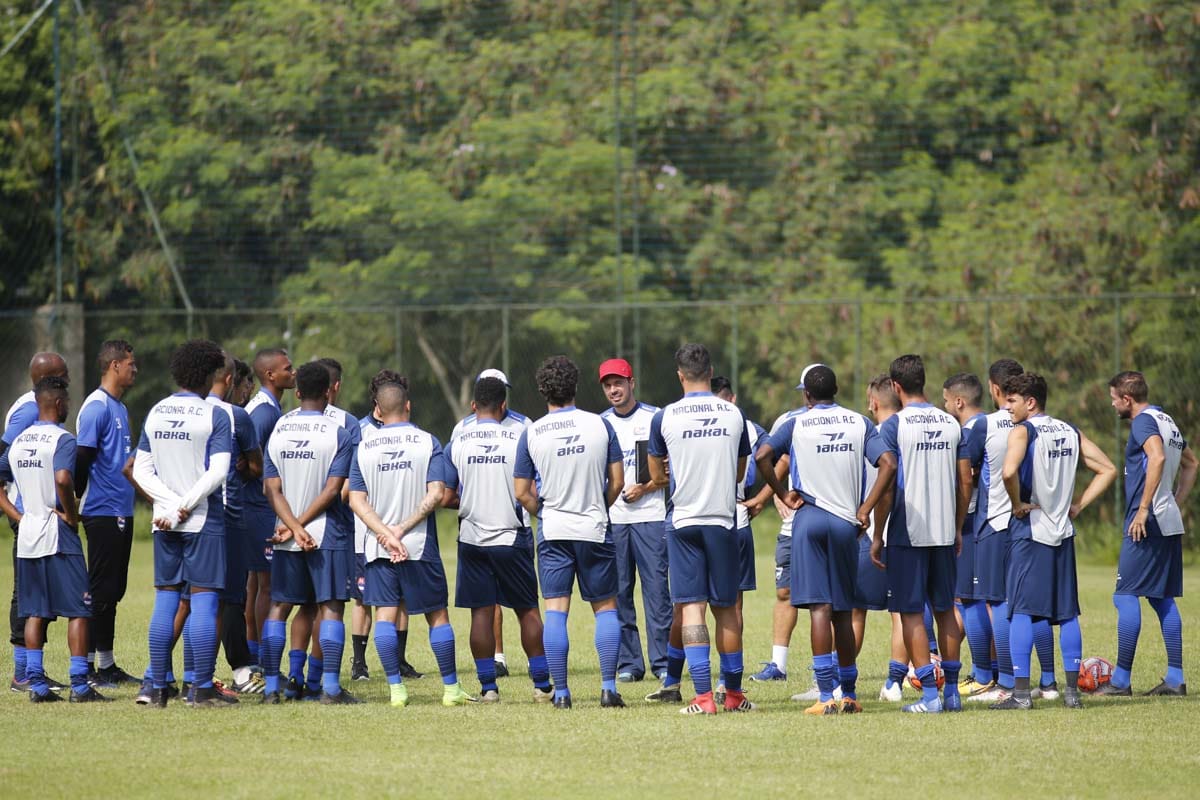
[
  {"xmin": 446, "ymin": 419, "xmax": 524, "ymax": 547},
  {"xmin": 1015, "ymin": 414, "xmax": 1081, "ymax": 546},
  {"xmin": 0, "ymin": 423, "xmax": 80, "ymax": 558},
  {"xmin": 879, "ymin": 402, "xmax": 965, "ymax": 547},
  {"xmin": 602, "ymin": 403, "xmax": 667, "ymax": 525},
  {"xmin": 265, "ymin": 409, "xmax": 351, "ymax": 551}
]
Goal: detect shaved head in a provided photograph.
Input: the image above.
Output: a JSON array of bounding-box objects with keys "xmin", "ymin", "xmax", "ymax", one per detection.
[
  {"xmin": 375, "ymin": 382, "xmax": 409, "ymax": 417},
  {"xmin": 29, "ymin": 352, "xmax": 68, "ymax": 386}
]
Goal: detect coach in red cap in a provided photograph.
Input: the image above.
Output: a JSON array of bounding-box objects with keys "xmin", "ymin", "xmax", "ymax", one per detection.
[{"xmin": 598, "ymin": 358, "xmax": 672, "ymax": 691}]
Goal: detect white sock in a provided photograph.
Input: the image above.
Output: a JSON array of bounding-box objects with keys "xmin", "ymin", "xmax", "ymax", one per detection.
[
  {"xmin": 494, "ymin": 653, "xmax": 507, "ymax": 666},
  {"xmin": 97, "ymin": 650, "xmax": 115, "ymax": 670},
  {"xmin": 233, "ymin": 666, "xmax": 252, "ymax": 684},
  {"xmin": 772, "ymin": 645, "xmax": 789, "ymax": 673}
]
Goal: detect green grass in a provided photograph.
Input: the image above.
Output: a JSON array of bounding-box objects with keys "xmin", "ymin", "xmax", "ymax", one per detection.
[{"xmin": 1, "ymin": 514, "xmax": 1198, "ymax": 799}]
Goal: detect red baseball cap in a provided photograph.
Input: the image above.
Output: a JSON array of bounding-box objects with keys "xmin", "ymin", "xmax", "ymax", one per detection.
[{"xmin": 598, "ymin": 358, "xmax": 634, "ymax": 381}]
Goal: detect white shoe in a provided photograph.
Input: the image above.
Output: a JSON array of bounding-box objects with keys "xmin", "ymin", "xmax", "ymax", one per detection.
[
  {"xmin": 532, "ymin": 687, "xmax": 554, "ymax": 704},
  {"xmin": 791, "ymin": 682, "xmax": 842, "ymax": 703},
  {"xmin": 1032, "ymin": 682, "xmax": 1060, "ymax": 701},
  {"xmin": 480, "ymin": 689, "xmax": 501, "ymax": 703},
  {"xmin": 878, "ymin": 681, "xmax": 903, "ymax": 702},
  {"xmin": 968, "ymin": 686, "xmax": 1009, "ymax": 703}
]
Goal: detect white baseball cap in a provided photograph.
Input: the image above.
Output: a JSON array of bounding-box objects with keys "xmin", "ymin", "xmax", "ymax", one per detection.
[
  {"xmin": 477, "ymin": 368, "xmax": 511, "ymax": 387},
  {"xmin": 795, "ymin": 363, "xmax": 825, "ymax": 390}
]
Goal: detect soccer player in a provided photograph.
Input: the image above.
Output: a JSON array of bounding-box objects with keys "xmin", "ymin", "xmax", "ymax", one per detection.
[
  {"xmin": 712, "ymin": 375, "xmax": 766, "ymax": 700},
  {"xmin": 866, "ymin": 354, "xmax": 971, "ymax": 713},
  {"xmin": 991, "ymin": 373, "xmax": 1117, "ymax": 710},
  {"xmin": 259, "ymin": 362, "xmax": 356, "ymax": 704},
  {"xmin": 0, "ymin": 376, "xmax": 108, "ymax": 702},
  {"xmin": 73, "ymin": 340, "xmax": 139, "ymax": 686},
  {"xmin": 648, "ymin": 343, "xmax": 752, "ymax": 715},
  {"xmin": 940, "ymin": 373, "xmax": 988, "ymax": 691},
  {"xmin": 598, "ymin": 357, "xmax": 669, "ymax": 684},
  {"xmin": 349, "ymin": 380, "xmax": 474, "ymax": 707},
  {"xmin": 243, "ymin": 348, "xmax": 295, "ymax": 667},
  {"xmin": 231, "ymin": 360, "xmax": 255, "ymax": 407},
  {"xmin": 452, "ymin": 367, "xmax": 531, "ymax": 679},
  {"xmin": 2, "ymin": 352, "xmax": 70, "ymax": 691},
  {"xmin": 1098, "ymin": 371, "xmax": 1198, "ymax": 696},
  {"xmin": 132, "ymin": 339, "xmax": 233, "ymax": 708},
  {"xmin": 444, "ymin": 376, "xmax": 553, "ymax": 703},
  {"xmin": 757, "ymin": 365, "xmax": 892, "ymax": 714},
  {"xmin": 856, "ymin": 374, "xmax": 910, "ymax": 702},
  {"xmin": 207, "ymin": 352, "xmax": 264, "ymax": 694},
  {"xmin": 514, "ymin": 355, "xmax": 625, "ymax": 709}
]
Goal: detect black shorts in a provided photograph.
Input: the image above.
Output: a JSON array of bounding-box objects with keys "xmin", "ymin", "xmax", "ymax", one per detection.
[{"xmin": 83, "ymin": 515, "xmax": 135, "ymax": 606}]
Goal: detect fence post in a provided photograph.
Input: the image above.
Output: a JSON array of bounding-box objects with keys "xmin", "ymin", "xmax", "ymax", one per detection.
[
  {"xmin": 501, "ymin": 305, "xmax": 510, "ymax": 377},
  {"xmin": 983, "ymin": 297, "xmax": 992, "ymax": 372},
  {"xmin": 393, "ymin": 308, "xmax": 403, "ymax": 371},
  {"xmin": 1113, "ymin": 295, "xmax": 1123, "ymax": 523},
  {"xmin": 731, "ymin": 304, "xmax": 740, "ymax": 392},
  {"xmin": 855, "ymin": 301, "xmax": 864, "ymax": 408}
]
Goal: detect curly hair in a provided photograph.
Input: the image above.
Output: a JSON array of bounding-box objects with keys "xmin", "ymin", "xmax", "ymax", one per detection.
[
  {"xmin": 474, "ymin": 376, "xmax": 508, "ymax": 411},
  {"xmin": 169, "ymin": 340, "xmax": 226, "ymax": 394},
  {"xmin": 535, "ymin": 355, "xmax": 579, "ymax": 406},
  {"xmin": 370, "ymin": 369, "xmax": 408, "ymax": 401},
  {"xmin": 296, "ymin": 362, "xmax": 331, "ymax": 401},
  {"xmin": 1003, "ymin": 372, "xmax": 1048, "ymax": 410}
]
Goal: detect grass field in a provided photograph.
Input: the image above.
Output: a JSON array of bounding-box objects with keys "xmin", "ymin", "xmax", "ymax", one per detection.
[{"xmin": 1, "ymin": 512, "xmax": 1197, "ymax": 799}]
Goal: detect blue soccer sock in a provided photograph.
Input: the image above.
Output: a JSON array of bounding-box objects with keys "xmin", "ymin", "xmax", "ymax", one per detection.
[
  {"xmin": 685, "ymin": 643, "xmax": 712, "ymax": 696},
  {"xmin": 543, "ymin": 610, "xmax": 570, "ymax": 699},
  {"xmin": 429, "ymin": 623, "xmax": 457, "ymax": 686},
  {"xmin": 247, "ymin": 638, "xmax": 260, "ymax": 664},
  {"xmin": 181, "ymin": 615, "xmax": 195, "ymax": 685},
  {"xmin": 923, "ymin": 605, "xmax": 938, "ymax": 654},
  {"xmin": 476, "ymin": 658, "xmax": 498, "ymax": 693},
  {"xmin": 813, "ymin": 652, "xmax": 837, "ymax": 702},
  {"xmin": 262, "ymin": 618, "xmax": 286, "ymax": 695},
  {"xmin": 69, "ymin": 655, "xmax": 90, "ymax": 696},
  {"xmin": 594, "ymin": 609, "xmax": 620, "ymax": 692},
  {"xmin": 665, "ymin": 645, "xmax": 685, "ymax": 688},
  {"xmin": 13, "ymin": 645, "xmax": 27, "ymax": 682},
  {"xmin": 941, "ymin": 659, "xmax": 961, "ymax": 701},
  {"xmin": 838, "ymin": 663, "xmax": 858, "ymax": 700},
  {"xmin": 1148, "ymin": 596, "xmax": 1184, "ymax": 687},
  {"xmin": 527, "ymin": 654, "xmax": 551, "ymax": 690},
  {"xmin": 1033, "ymin": 618, "xmax": 1056, "ymax": 687},
  {"xmin": 288, "ymin": 649, "xmax": 306, "ymax": 687},
  {"xmin": 1059, "ymin": 616, "xmax": 1082, "ymax": 683},
  {"xmin": 374, "ymin": 624, "xmax": 401, "ymax": 683},
  {"xmin": 189, "ymin": 592, "xmax": 219, "ymax": 689},
  {"xmin": 1112, "ymin": 593, "xmax": 1140, "ymax": 689},
  {"xmin": 26, "ymin": 649, "xmax": 47, "ymax": 696},
  {"xmin": 306, "ymin": 654, "xmax": 324, "ymax": 695},
  {"xmin": 962, "ymin": 600, "xmax": 993, "ymax": 684},
  {"xmin": 319, "ymin": 620, "xmax": 345, "ymax": 696},
  {"xmin": 916, "ymin": 663, "xmax": 938, "ymax": 704},
  {"xmin": 886, "ymin": 659, "xmax": 908, "ymax": 690},
  {"xmin": 148, "ymin": 590, "xmax": 181, "ymax": 689},
  {"xmin": 1009, "ymin": 613, "xmax": 1034, "ymax": 681},
  {"xmin": 991, "ymin": 602, "xmax": 1014, "ymax": 689},
  {"xmin": 720, "ymin": 651, "xmax": 744, "ymax": 693}
]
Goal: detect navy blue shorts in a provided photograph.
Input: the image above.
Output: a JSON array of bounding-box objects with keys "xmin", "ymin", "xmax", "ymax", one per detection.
[
  {"xmin": 221, "ymin": 515, "xmax": 248, "ymax": 605},
  {"xmin": 350, "ymin": 552, "xmax": 368, "ymax": 602},
  {"xmin": 537, "ymin": 536, "xmax": 619, "ymax": 603},
  {"xmin": 737, "ymin": 526, "xmax": 756, "ymax": 592},
  {"xmin": 242, "ymin": 508, "xmax": 275, "ymax": 572},
  {"xmin": 1115, "ymin": 533, "xmax": 1183, "ymax": 599},
  {"xmin": 365, "ymin": 558, "xmax": 448, "ymax": 615},
  {"xmin": 270, "ymin": 548, "xmax": 351, "ymax": 605},
  {"xmin": 456, "ymin": 536, "xmax": 539, "ymax": 610},
  {"xmin": 668, "ymin": 524, "xmax": 739, "ymax": 608},
  {"xmin": 885, "ymin": 544, "xmax": 956, "ymax": 614},
  {"xmin": 774, "ymin": 533, "xmax": 792, "ymax": 591},
  {"xmin": 955, "ymin": 513, "xmax": 978, "ymax": 599},
  {"xmin": 1006, "ymin": 535, "xmax": 1080, "ymax": 624},
  {"xmin": 17, "ymin": 553, "xmax": 91, "ymax": 620},
  {"xmin": 974, "ymin": 522, "xmax": 1009, "ymax": 603},
  {"xmin": 789, "ymin": 505, "xmax": 860, "ymax": 611},
  {"xmin": 154, "ymin": 530, "xmax": 225, "ymax": 591},
  {"xmin": 855, "ymin": 534, "xmax": 888, "ymax": 611}
]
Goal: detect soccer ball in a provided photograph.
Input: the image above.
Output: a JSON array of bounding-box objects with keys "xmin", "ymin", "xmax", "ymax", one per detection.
[
  {"xmin": 1078, "ymin": 656, "xmax": 1114, "ymax": 693},
  {"xmin": 907, "ymin": 653, "xmax": 945, "ymax": 691}
]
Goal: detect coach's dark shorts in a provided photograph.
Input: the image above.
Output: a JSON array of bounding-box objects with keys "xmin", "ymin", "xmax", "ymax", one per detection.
[
  {"xmin": 668, "ymin": 524, "xmax": 739, "ymax": 608},
  {"xmin": 538, "ymin": 535, "xmax": 618, "ymax": 603},
  {"xmin": 974, "ymin": 521, "xmax": 1010, "ymax": 603},
  {"xmin": 18, "ymin": 553, "xmax": 91, "ymax": 620},
  {"xmin": 790, "ymin": 505, "xmax": 859, "ymax": 611},
  {"xmin": 774, "ymin": 532, "xmax": 792, "ymax": 591},
  {"xmin": 220, "ymin": 515, "xmax": 248, "ymax": 605},
  {"xmin": 154, "ymin": 530, "xmax": 225, "ymax": 591},
  {"xmin": 365, "ymin": 558, "xmax": 448, "ymax": 615},
  {"xmin": 1115, "ymin": 532, "xmax": 1183, "ymax": 599},
  {"xmin": 456, "ymin": 534, "xmax": 538, "ymax": 610},
  {"xmin": 886, "ymin": 544, "xmax": 956, "ymax": 614},
  {"xmin": 955, "ymin": 512, "xmax": 979, "ymax": 599},
  {"xmin": 1007, "ymin": 535, "xmax": 1080, "ymax": 624},
  {"xmin": 271, "ymin": 548, "xmax": 351, "ymax": 605},
  {"xmin": 855, "ymin": 534, "xmax": 888, "ymax": 611},
  {"xmin": 737, "ymin": 525, "xmax": 756, "ymax": 592},
  {"xmin": 242, "ymin": 508, "xmax": 275, "ymax": 572},
  {"xmin": 82, "ymin": 515, "xmax": 134, "ymax": 606}
]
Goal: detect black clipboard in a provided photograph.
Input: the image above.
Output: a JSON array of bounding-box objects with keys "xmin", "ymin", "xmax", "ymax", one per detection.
[{"xmin": 635, "ymin": 440, "xmax": 650, "ymax": 485}]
